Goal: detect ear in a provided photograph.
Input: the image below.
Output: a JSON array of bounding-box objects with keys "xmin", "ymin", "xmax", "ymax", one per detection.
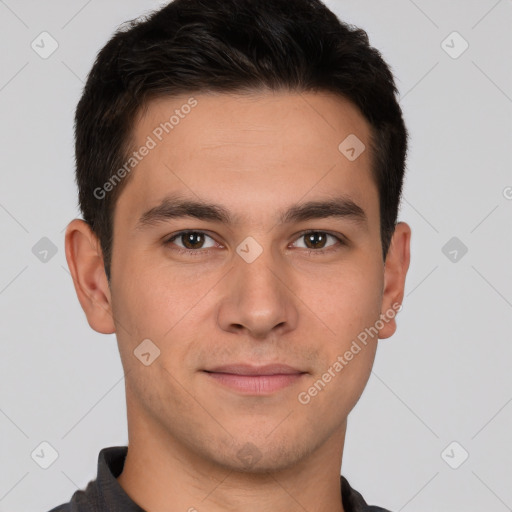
[
  {"xmin": 64, "ymin": 219, "xmax": 116, "ymax": 334},
  {"xmin": 378, "ymin": 221, "xmax": 411, "ymax": 339}
]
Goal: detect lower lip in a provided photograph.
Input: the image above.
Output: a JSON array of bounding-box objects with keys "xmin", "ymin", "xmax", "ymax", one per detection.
[{"xmin": 204, "ymin": 372, "xmax": 305, "ymax": 394}]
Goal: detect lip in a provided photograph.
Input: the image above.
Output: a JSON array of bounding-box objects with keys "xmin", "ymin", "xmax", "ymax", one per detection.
[
  {"xmin": 204, "ymin": 364, "xmax": 304, "ymax": 376},
  {"xmin": 203, "ymin": 364, "xmax": 307, "ymax": 395}
]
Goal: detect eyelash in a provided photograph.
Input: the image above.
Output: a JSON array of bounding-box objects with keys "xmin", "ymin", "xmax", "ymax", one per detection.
[{"xmin": 163, "ymin": 230, "xmax": 346, "ymax": 257}]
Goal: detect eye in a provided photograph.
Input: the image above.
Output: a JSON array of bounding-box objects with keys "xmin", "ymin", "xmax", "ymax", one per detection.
[
  {"xmin": 291, "ymin": 231, "xmax": 345, "ymax": 253},
  {"xmin": 164, "ymin": 229, "xmax": 346, "ymax": 256},
  {"xmin": 165, "ymin": 230, "xmax": 219, "ymax": 254}
]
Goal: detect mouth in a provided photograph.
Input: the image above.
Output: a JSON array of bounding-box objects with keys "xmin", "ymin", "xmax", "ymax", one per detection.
[{"xmin": 202, "ymin": 364, "xmax": 307, "ymax": 394}]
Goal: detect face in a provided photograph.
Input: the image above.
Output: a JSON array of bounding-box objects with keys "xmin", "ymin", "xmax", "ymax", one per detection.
[{"xmin": 74, "ymin": 91, "xmax": 407, "ymax": 473}]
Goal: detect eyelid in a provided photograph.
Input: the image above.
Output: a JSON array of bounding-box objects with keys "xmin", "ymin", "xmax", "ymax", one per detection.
[
  {"xmin": 165, "ymin": 229, "xmax": 221, "ymax": 248},
  {"xmin": 164, "ymin": 229, "xmax": 346, "ymax": 254},
  {"xmin": 291, "ymin": 229, "xmax": 347, "ymax": 245},
  {"xmin": 289, "ymin": 229, "xmax": 346, "ymax": 253}
]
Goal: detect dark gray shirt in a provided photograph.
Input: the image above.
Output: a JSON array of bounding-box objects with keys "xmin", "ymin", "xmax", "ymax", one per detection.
[{"xmin": 48, "ymin": 446, "xmax": 392, "ymax": 512}]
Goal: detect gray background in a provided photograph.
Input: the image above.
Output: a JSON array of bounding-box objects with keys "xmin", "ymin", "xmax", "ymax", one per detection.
[{"xmin": 0, "ymin": 1, "xmax": 511, "ymax": 511}]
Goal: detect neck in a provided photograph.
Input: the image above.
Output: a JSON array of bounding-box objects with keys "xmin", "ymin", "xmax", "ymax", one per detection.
[{"xmin": 116, "ymin": 409, "xmax": 347, "ymax": 512}]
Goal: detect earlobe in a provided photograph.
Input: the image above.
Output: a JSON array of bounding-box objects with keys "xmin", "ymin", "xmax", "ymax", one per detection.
[
  {"xmin": 378, "ymin": 221, "xmax": 411, "ymax": 339},
  {"xmin": 64, "ymin": 219, "xmax": 116, "ymax": 334}
]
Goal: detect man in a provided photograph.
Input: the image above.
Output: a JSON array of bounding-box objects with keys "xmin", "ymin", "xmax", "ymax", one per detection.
[{"xmin": 51, "ymin": 0, "xmax": 411, "ymax": 510}]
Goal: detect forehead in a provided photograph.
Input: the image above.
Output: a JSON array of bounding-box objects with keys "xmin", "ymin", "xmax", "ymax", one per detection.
[{"xmin": 116, "ymin": 90, "xmax": 378, "ymax": 229}]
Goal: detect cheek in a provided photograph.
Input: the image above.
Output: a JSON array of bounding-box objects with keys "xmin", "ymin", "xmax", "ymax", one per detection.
[
  {"xmin": 298, "ymin": 259, "xmax": 383, "ymax": 344},
  {"xmin": 110, "ymin": 263, "xmax": 206, "ymax": 396},
  {"xmin": 112, "ymin": 251, "xmax": 209, "ymax": 338},
  {"xmin": 295, "ymin": 335, "xmax": 377, "ymax": 436},
  {"xmin": 312, "ymin": 261, "xmax": 382, "ymax": 409}
]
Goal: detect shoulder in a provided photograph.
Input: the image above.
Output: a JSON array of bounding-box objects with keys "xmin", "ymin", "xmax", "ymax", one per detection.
[
  {"xmin": 44, "ymin": 446, "xmax": 129, "ymax": 512},
  {"xmin": 341, "ymin": 475, "xmax": 393, "ymax": 512},
  {"xmin": 44, "ymin": 490, "xmax": 96, "ymax": 512},
  {"xmin": 45, "ymin": 504, "xmax": 73, "ymax": 512}
]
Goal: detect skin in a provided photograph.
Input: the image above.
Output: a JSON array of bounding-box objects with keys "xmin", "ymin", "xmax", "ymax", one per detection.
[{"xmin": 65, "ymin": 91, "xmax": 411, "ymax": 512}]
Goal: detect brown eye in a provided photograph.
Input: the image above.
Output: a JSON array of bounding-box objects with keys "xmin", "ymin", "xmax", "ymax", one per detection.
[
  {"xmin": 292, "ymin": 231, "xmax": 343, "ymax": 252},
  {"xmin": 181, "ymin": 232, "xmax": 206, "ymax": 249},
  {"xmin": 166, "ymin": 231, "xmax": 217, "ymax": 251},
  {"xmin": 303, "ymin": 232, "xmax": 328, "ymax": 249}
]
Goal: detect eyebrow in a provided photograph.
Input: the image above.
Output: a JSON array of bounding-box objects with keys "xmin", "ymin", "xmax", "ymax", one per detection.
[{"xmin": 135, "ymin": 193, "xmax": 368, "ymax": 230}]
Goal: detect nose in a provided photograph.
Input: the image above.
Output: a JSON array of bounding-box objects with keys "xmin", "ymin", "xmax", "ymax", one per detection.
[{"xmin": 216, "ymin": 246, "xmax": 299, "ymax": 340}]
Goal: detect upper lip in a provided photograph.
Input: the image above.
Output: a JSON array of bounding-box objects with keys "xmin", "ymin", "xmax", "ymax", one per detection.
[{"xmin": 204, "ymin": 364, "xmax": 305, "ymax": 376}]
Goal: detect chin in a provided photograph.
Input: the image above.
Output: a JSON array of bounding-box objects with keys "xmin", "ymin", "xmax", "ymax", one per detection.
[{"xmin": 206, "ymin": 435, "xmax": 315, "ymax": 475}]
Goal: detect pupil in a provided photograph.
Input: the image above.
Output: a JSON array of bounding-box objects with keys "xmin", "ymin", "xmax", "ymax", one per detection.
[
  {"xmin": 306, "ymin": 232, "xmax": 325, "ymax": 249},
  {"xmin": 184, "ymin": 232, "xmax": 203, "ymax": 249}
]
